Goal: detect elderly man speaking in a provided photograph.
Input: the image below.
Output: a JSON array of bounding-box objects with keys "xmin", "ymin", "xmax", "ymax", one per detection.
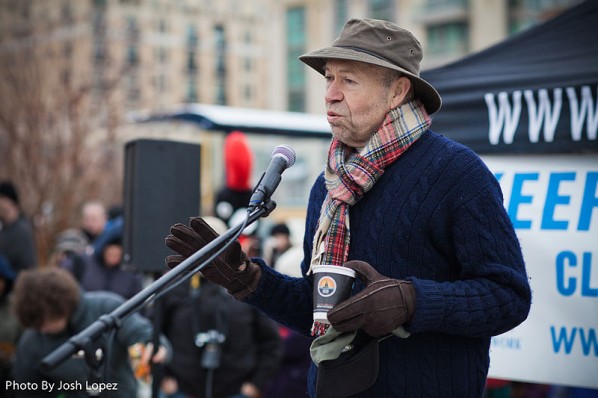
[{"xmin": 165, "ymin": 18, "xmax": 531, "ymax": 398}]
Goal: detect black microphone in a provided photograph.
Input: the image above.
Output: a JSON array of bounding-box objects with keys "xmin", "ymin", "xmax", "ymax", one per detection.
[{"xmin": 248, "ymin": 145, "xmax": 296, "ymax": 210}]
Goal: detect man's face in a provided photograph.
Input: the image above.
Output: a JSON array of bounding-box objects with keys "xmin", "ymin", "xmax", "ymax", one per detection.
[
  {"xmin": 82, "ymin": 203, "xmax": 106, "ymax": 237},
  {"xmin": 103, "ymin": 244, "xmax": 123, "ymax": 268},
  {"xmin": 273, "ymin": 233, "xmax": 291, "ymax": 250},
  {"xmin": 0, "ymin": 197, "xmax": 17, "ymax": 224},
  {"xmin": 324, "ymin": 59, "xmax": 399, "ymax": 148}
]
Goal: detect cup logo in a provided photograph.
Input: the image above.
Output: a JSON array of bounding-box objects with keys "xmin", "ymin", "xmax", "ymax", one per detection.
[{"xmin": 318, "ymin": 276, "xmax": 337, "ymax": 297}]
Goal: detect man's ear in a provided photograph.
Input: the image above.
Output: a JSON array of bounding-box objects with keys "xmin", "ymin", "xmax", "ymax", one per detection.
[{"xmin": 390, "ymin": 76, "xmax": 412, "ymax": 109}]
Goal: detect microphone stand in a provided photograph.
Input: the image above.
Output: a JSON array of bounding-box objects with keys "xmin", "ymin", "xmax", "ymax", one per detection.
[{"xmin": 41, "ymin": 200, "xmax": 277, "ymax": 372}]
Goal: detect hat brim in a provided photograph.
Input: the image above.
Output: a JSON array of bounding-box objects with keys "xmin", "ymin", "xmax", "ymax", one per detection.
[{"xmin": 300, "ymin": 47, "xmax": 441, "ymax": 115}]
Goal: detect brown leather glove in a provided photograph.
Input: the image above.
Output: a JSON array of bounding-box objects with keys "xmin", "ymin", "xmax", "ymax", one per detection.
[
  {"xmin": 165, "ymin": 217, "xmax": 262, "ymax": 300},
  {"xmin": 327, "ymin": 260, "xmax": 416, "ymax": 338}
]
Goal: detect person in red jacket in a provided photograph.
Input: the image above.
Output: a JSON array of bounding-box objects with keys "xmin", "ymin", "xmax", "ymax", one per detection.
[{"xmin": 213, "ymin": 131, "xmax": 261, "ymax": 257}]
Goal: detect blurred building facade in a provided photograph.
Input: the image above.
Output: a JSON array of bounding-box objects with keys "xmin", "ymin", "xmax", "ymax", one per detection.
[
  {"xmin": 0, "ymin": 0, "xmax": 584, "ymax": 117},
  {"xmin": 0, "ymin": 0, "xmax": 272, "ymax": 118}
]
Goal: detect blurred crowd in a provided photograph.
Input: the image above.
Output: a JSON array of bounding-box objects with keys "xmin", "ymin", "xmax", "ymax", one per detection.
[
  {"xmin": 0, "ymin": 131, "xmax": 314, "ymax": 398},
  {"xmin": 0, "ymin": 175, "xmax": 315, "ymax": 398}
]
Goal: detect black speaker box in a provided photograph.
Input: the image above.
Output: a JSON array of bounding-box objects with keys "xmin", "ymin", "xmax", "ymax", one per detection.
[{"xmin": 123, "ymin": 139, "xmax": 201, "ymax": 272}]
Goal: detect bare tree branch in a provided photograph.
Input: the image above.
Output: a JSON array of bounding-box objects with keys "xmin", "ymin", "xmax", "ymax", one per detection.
[{"xmin": 0, "ymin": 10, "xmax": 124, "ymax": 265}]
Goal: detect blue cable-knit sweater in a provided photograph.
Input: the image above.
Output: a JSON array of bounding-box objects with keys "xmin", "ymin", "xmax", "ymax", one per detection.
[{"xmin": 247, "ymin": 130, "xmax": 532, "ymax": 397}]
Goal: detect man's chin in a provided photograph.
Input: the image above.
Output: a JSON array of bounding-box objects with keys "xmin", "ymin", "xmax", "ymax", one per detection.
[
  {"xmin": 329, "ymin": 127, "xmax": 347, "ymax": 141},
  {"xmin": 331, "ymin": 133, "xmax": 360, "ymax": 148}
]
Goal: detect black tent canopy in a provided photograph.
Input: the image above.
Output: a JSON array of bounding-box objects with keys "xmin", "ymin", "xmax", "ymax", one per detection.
[{"xmin": 421, "ymin": 0, "xmax": 598, "ymax": 154}]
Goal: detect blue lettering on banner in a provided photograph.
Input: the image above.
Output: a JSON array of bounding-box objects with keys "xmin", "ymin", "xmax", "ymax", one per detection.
[
  {"xmin": 550, "ymin": 326, "xmax": 598, "ymax": 357},
  {"xmin": 495, "ymin": 171, "xmax": 598, "ymax": 231},
  {"xmin": 579, "ymin": 172, "xmax": 598, "ymax": 231},
  {"xmin": 491, "ymin": 336, "xmax": 521, "ymax": 350},
  {"xmin": 556, "ymin": 251, "xmax": 597, "ymax": 297},
  {"xmin": 507, "ymin": 173, "xmax": 539, "ymax": 229},
  {"xmin": 542, "ymin": 172, "xmax": 576, "ymax": 230}
]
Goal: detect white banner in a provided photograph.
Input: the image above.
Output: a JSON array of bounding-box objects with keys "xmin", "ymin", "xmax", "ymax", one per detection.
[{"xmin": 483, "ymin": 155, "xmax": 598, "ymax": 389}]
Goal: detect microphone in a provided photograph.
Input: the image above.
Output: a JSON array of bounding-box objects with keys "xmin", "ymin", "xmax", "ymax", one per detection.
[{"xmin": 248, "ymin": 145, "xmax": 296, "ymax": 210}]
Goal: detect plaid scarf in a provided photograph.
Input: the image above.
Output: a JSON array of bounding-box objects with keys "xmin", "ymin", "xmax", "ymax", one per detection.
[{"xmin": 310, "ymin": 100, "xmax": 431, "ymax": 336}]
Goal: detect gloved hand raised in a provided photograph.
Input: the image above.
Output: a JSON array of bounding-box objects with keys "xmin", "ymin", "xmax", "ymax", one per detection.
[
  {"xmin": 165, "ymin": 217, "xmax": 261, "ymax": 300},
  {"xmin": 327, "ymin": 260, "xmax": 416, "ymax": 338}
]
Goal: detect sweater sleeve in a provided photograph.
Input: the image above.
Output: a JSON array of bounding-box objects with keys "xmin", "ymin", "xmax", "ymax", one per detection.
[
  {"xmin": 247, "ymin": 262, "xmax": 314, "ymax": 336},
  {"xmin": 245, "ymin": 174, "xmax": 327, "ymax": 336},
  {"xmin": 408, "ymin": 153, "xmax": 532, "ymax": 337}
]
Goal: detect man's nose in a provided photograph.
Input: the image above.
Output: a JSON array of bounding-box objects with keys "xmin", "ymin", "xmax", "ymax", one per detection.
[{"xmin": 325, "ymin": 81, "xmax": 343, "ymax": 103}]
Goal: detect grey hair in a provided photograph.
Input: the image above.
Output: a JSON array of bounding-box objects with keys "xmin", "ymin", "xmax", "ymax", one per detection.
[{"xmin": 379, "ymin": 69, "xmax": 415, "ymax": 102}]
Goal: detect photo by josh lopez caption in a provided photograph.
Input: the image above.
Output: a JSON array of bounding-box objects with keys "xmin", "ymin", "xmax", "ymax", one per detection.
[{"xmin": 5, "ymin": 380, "xmax": 119, "ymax": 394}]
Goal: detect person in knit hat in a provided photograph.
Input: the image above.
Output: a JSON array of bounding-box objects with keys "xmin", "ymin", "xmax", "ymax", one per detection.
[
  {"xmin": 74, "ymin": 222, "xmax": 142, "ymax": 300},
  {"xmin": 0, "ymin": 181, "xmax": 36, "ymax": 274},
  {"xmin": 164, "ymin": 19, "xmax": 531, "ymax": 397},
  {"xmin": 52, "ymin": 228, "xmax": 89, "ymax": 282}
]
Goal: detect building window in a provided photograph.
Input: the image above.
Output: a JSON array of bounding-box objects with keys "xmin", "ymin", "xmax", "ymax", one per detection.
[
  {"xmin": 286, "ymin": 7, "xmax": 306, "ymax": 112},
  {"xmin": 215, "ymin": 82, "xmax": 226, "ymax": 105},
  {"xmin": 427, "ymin": 22, "xmax": 468, "ymax": 57},
  {"xmin": 334, "ymin": 0, "xmax": 349, "ymax": 35},
  {"xmin": 214, "ymin": 25, "xmax": 227, "ymax": 104},
  {"xmin": 61, "ymin": 2, "xmax": 73, "ymax": 23},
  {"xmin": 127, "ymin": 74, "xmax": 140, "ymax": 101},
  {"xmin": 214, "ymin": 25, "xmax": 226, "ymax": 50},
  {"xmin": 158, "ymin": 19, "xmax": 167, "ymax": 33},
  {"xmin": 156, "ymin": 74, "xmax": 166, "ymax": 93},
  {"xmin": 244, "ymin": 58, "xmax": 252, "ymax": 72},
  {"xmin": 94, "ymin": 40, "xmax": 105, "ymax": 61},
  {"xmin": 187, "ymin": 51, "xmax": 197, "ymax": 72},
  {"xmin": 126, "ymin": 16, "xmax": 139, "ymax": 40},
  {"xmin": 187, "ymin": 78, "xmax": 197, "ymax": 102},
  {"xmin": 62, "ymin": 69, "xmax": 71, "ymax": 85},
  {"xmin": 187, "ymin": 24, "xmax": 198, "ymax": 47},
  {"xmin": 156, "ymin": 47, "xmax": 168, "ymax": 63},
  {"xmin": 369, "ymin": 0, "xmax": 394, "ymax": 20},
  {"xmin": 243, "ymin": 85, "xmax": 252, "ymax": 102},
  {"xmin": 216, "ymin": 57, "xmax": 226, "ymax": 78},
  {"xmin": 64, "ymin": 42, "xmax": 73, "ymax": 58},
  {"xmin": 508, "ymin": 0, "xmax": 582, "ymax": 34},
  {"xmin": 93, "ymin": 13, "xmax": 106, "ymax": 35},
  {"xmin": 127, "ymin": 45, "xmax": 138, "ymax": 65}
]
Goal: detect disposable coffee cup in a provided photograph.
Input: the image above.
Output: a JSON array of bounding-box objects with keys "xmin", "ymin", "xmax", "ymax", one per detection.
[{"xmin": 312, "ymin": 265, "xmax": 356, "ymax": 324}]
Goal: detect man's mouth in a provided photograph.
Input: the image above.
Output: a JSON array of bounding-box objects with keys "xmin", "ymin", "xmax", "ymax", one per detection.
[{"xmin": 327, "ymin": 111, "xmax": 342, "ymax": 123}]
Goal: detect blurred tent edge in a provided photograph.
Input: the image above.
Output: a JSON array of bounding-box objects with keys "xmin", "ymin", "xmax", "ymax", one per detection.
[
  {"xmin": 421, "ymin": 0, "xmax": 598, "ymax": 155},
  {"xmin": 127, "ymin": 103, "xmax": 331, "ymax": 139}
]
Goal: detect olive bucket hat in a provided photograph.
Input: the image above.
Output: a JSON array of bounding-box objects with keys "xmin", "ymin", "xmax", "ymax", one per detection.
[{"xmin": 299, "ymin": 18, "xmax": 442, "ymax": 115}]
